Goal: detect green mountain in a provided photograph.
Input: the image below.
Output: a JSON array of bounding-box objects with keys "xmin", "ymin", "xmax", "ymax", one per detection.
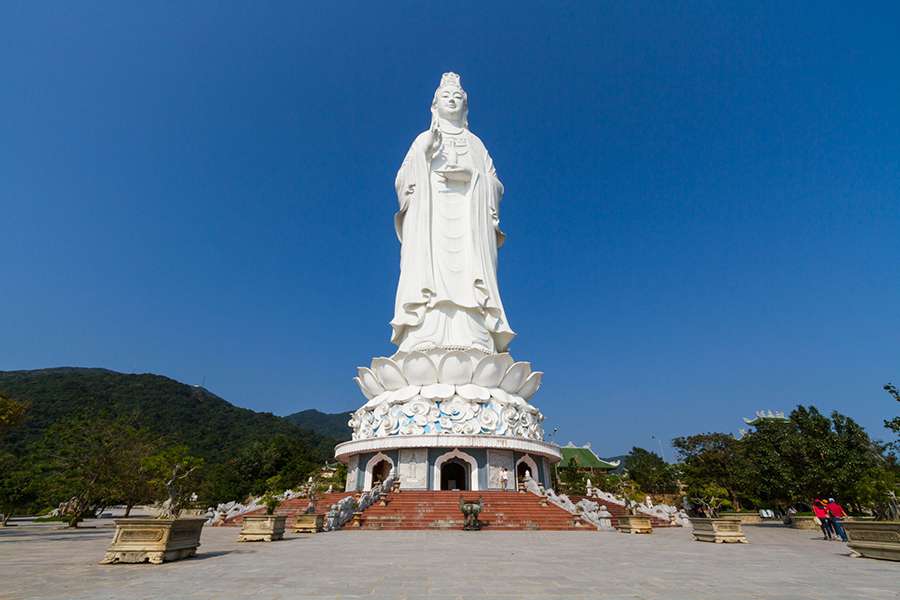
[
  {"xmin": 0, "ymin": 368, "xmax": 340, "ymax": 502},
  {"xmin": 284, "ymin": 408, "xmax": 352, "ymax": 441}
]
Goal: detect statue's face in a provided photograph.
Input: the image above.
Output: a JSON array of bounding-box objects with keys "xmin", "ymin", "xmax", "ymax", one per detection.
[{"xmin": 436, "ymin": 86, "xmax": 466, "ymax": 120}]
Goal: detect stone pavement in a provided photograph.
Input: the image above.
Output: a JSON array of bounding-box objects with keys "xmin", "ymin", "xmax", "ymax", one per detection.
[{"xmin": 1, "ymin": 520, "xmax": 898, "ymax": 599}]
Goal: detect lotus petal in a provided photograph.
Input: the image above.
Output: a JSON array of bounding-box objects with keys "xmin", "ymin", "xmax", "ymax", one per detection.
[
  {"xmin": 457, "ymin": 383, "xmax": 491, "ymax": 401},
  {"xmin": 438, "ymin": 351, "xmax": 474, "ymax": 384},
  {"xmin": 499, "ymin": 361, "xmax": 532, "ymax": 393},
  {"xmin": 516, "ymin": 371, "xmax": 543, "ymax": 400},
  {"xmin": 421, "ymin": 383, "xmax": 455, "ymax": 400},
  {"xmin": 363, "ymin": 391, "xmax": 390, "ymax": 409},
  {"xmin": 356, "ymin": 367, "xmax": 384, "ymax": 399},
  {"xmin": 505, "ymin": 394, "xmax": 527, "ymax": 407},
  {"xmin": 471, "ymin": 353, "xmax": 514, "ymax": 387},
  {"xmin": 372, "ymin": 357, "xmax": 407, "ymax": 391},
  {"xmin": 489, "ymin": 387, "xmax": 512, "ymax": 404},
  {"xmin": 390, "ymin": 385, "xmax": 420, "ymax": 403},
  {"xmin": 402, "ymin": 351, "xmax": 438, "ymax": 385},
  {"xmin": 353, "ymin": 376, "xmax": 373, "ymax": 400}
]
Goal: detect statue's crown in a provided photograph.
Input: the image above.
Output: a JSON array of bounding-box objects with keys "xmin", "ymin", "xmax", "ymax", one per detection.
[{"xmin": 439, "ymin": 72, "xmax": 462, "ymax": 89}]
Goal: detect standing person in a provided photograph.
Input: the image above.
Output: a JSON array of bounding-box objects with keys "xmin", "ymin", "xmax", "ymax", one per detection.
[
  {"xmin": 498, "ymin": 467, "xmax": 510, "ymax": 491},
  {"xmin": 827, "ymin": 498, "xmax": 849, "ymax": 542},
  {"xmin": 812, "ymin": 499, "xmax": 833, "ymax": 540}
]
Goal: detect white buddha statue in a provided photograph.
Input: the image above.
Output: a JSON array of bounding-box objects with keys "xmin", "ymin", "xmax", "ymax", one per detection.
[{"xmin": 390, "ymin": 73, "xmax": 515, "ymax": 354}]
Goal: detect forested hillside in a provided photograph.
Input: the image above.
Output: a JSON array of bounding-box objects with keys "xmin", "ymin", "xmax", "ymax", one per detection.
[
  {"xmin": 0, "ymin": 368, "xmax": 339, "ymax": 507},
  {"xmin": 284, "ymin": 408, "xmax": 352, "ymax": 441}
]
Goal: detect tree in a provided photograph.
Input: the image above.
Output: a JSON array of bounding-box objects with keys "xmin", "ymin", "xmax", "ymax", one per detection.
[
  {"xmin": 35, "ymin": 415, "xmax": 165, "ymax": 526},
  {"xmin": 0, "ymin": 394, "xmax": 28, "ymax": 433},
  {"xmin": 556, "ymin": 457, "xmax": 587, "ymax": 496},
  {"xmin": 144, "ymin": 445, "xmax": 203, "ymax": 517},
  {"xmin": 672, "ymin": 432, "xmax": 750, "ymax": 510},
  {"xmin": 623, "ymin": 447, "xmax": 679, "ymax": 495},
  {"xmin": 680, "ymin": 406, "xmax": 898, "ymax": 514},
  {"xmin": 111, "ymin": 426, "xmax": 163, "ymax": 517},
  {"xmin": 0, "ymin": 451, "xmax": 35, "ymax": 526},
  {"xmin": 884, "ymin": 383, "xmax": 900, "ymax": 451}
]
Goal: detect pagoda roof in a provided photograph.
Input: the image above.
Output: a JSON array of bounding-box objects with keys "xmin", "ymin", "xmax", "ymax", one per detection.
[{"xmin": 559, "ymin": 443, "xmax": 620, "ymax": 470}]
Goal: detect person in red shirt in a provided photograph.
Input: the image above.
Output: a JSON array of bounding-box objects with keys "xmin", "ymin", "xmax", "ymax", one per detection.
[
  {"xmin": 812, "ymin": 499, "xmax": 833, "ymax": 540},
  {"xmin": 827, "ymin": 498, "xmax": 849, "ymax": 542}
]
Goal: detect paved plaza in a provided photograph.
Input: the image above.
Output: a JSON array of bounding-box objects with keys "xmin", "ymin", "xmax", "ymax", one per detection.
[{"xmin": 2, "ymin": 520, "xmax": 898, "ymax": 600}]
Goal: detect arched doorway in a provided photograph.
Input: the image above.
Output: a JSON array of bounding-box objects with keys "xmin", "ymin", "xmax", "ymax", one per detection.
[
  {"xmin": 516, "ymin": 455, "xmax": 539, "ymax": 488},
  {"xmin": 516, "ymin": 461, "xmax": 530, "ymax": 482},
  {"xmin": 441, "ymin": 458, "xmax": 469, "ymax": 491},
  {"xmin": 432, "ymin": 448, "xmax": 479, "ymax": 491},
  {"xmin": 372, "ymin": 460, "xmax": 392, "ymax": 486},
  {"xmin": 364, "ymin": 452, "xmax": 395, "ymax": 491}
]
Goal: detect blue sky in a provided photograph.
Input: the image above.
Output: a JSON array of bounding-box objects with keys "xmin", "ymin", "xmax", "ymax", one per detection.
[{"xmin": 2, "ymin": 2, "xmax": 898, "ymax": 456}]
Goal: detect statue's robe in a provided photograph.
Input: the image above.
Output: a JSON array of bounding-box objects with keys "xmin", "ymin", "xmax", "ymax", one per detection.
[{"xmin": 391, "ymin": 129, "xmax": 515, "ymax": 353}]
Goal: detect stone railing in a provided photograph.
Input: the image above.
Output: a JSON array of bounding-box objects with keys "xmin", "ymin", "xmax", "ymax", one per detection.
[
  {"xmin": 206, "ymin": 488, "xmax": 316, "ymax": 526},
  {"xmin": 523, "ymin": 475, "xmax": 614, "ymax": 530},
  {"xmin": 585, "ymin": 487, "xmax": 690, "ymax": 526},
  {"xmin": 324, "ymin": 474, "xmax": 397, "ymax": 531}
]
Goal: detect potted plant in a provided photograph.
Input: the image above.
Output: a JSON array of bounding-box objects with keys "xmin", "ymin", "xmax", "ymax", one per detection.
[
  {"xmin": 101, "ymin": 448, "xmax": 205, "ymax": 564},
  {"xmin": 843, "ymin": 491, "xmax": 900, "ymax": 561},
  {"xmin": 294, "ymin": 476, "xmax": 324, "ymax": 533},
  {"xmin": 687, "ymin": 487, "xmax": 748, "ymax": 544},
  {"xmin": 239, "ymin": 491, "xmax": 287, "ymax": 542},
  {"xmin": 613, "ymin": 477, "xmax": 652, "ymax": 534}
]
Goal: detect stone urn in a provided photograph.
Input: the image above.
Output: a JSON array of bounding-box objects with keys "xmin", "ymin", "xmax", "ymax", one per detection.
[
  {"xmin": 100, "ymin": 518, "xmax": 205, "ymax": 564},
  {"xmin": 789, "ymin": 515, "xmax": 820, "ymax": 530},
  {"xmin": 294, "ymin": 513, "xmax": 324, "ymax": 534},
  {"xmin": 616, "ymin": 514, "xmax": 652, "ymax": 534},
  {"xmin": 718, "ymin": 511, "xmax": 762, "ymax": 525},
  {"xmin": 238, "ymin": 514, "xmax": 287, "ymax": 542},
  {"xmin": 689, "ymin": 517, "xmax": 749, "ymax": 543},
  {"xmin": 843, "ymin": 521, "xmax": 900, "ymax": 562}
]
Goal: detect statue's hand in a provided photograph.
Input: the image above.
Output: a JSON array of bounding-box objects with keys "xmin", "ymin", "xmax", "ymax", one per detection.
[{"xmin": 425, "ymin": 126, "xmax": 442, "ymax": 157}]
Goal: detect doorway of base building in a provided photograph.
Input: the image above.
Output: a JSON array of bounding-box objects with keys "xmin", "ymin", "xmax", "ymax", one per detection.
[
  {"xmin": 440, "ymin": 458, "xmax": 469, "ymax": 491},
  {"xmin": 516, "ymin": 460, "xmax": 530, "ymax": 487},
  {"xmin": 372, "ymin": 459, "xmax": 391, "ymax": 487}
]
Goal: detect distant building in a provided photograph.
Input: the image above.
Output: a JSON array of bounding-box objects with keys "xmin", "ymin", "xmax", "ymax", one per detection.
[
  {"xmin": 739, "ymin": 409, "xmax": 790, "ymax": 437},
  {"xmin": 557, "ymin": 442, "xmax": 620, "ymax": 476}
]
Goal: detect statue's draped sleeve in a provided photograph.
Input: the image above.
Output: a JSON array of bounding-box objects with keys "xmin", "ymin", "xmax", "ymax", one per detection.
[{"xmin": 391, "ymin": 132, "xmax": 436, "ymax": 346}]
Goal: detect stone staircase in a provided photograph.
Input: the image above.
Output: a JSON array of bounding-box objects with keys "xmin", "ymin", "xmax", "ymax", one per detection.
[
  {"xmin": 352, "ymin": 490, "xmax": 592, "ymax": 531},
  {"xmin": 224, "ymin": 491, "xmax": 352, "ymax": 526}
]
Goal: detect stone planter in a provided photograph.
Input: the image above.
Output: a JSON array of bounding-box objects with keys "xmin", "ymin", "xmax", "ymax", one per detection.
[
  {"xmin": 690, "ymin": 518, "xmax": 748, "ymax": 543},
  {"xmin": 843, "ymin": 521, "xmax": 900, "ymax": 562},
  {"xmin": 238, "ymin": 515, "xmax": 286, "ymax": 542},
  {"xmin": 100, "ymin": 518, "xmax": 204, "ymax": 564},
  {"xmin": 294, "ymin": 513, "xmax": 324, "ymax": 533},
  {"xmin": 719, "ymin": 511, "xmax": 762, "ymax": 525},
  {"xmin": 616, "ymin": 515, "xmax": 652, "ymax": 534},
  {"xmin": 789, "ymin": 515, "xmax": 820, "ymax": 530}
]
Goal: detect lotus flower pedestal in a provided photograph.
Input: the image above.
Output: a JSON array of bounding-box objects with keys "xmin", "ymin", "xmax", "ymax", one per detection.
[{"xmin": 338, "ymin": 349, "xmax": 561, "ymax": 493}]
